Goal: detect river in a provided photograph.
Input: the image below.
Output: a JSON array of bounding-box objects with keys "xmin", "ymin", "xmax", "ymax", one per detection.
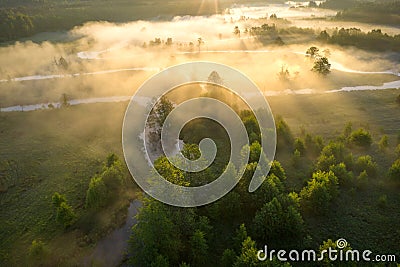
[{"xmin": 84, "ymin": 200, "xmax": 142, "ymax": 267}]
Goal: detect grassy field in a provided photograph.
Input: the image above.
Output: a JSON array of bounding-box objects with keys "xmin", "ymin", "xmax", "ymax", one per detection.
[
  {"xmin": 0, "ymin": 88, "xmax": 399, "ymax": 264},
  {"xmin": 0, "ymin": 102, "xmax": 138, "ymax": 265}
]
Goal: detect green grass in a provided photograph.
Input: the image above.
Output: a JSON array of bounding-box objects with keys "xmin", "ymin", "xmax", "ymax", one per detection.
[
  {"xmin": 0, "ymin": 88, "xmax": 399, "ymax": 265},
  {"xmin": 0, "ymin": 102, "xmax": 137, "ymax": 265},
  {"xmin": 268, "ymin": 89, "xmax": 400, "ymax": 257}
]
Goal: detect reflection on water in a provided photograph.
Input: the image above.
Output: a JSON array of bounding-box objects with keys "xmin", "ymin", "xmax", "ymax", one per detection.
[{"xmin": 84, "ymin": 200, "xmax": 142, "ymax": 267}]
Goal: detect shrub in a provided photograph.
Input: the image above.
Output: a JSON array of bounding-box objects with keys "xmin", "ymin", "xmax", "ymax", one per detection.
[
  {"xmin": 378, "ymin": 135, "xmax": 388, "ymax": 151},
  {"xmin": 276, "ymin": 116, "xmax": 294, "ymax": 147},
  {"xmin": 294, "ymin": 138, "xmax": 306, "ymax": 154},
  {"xmin": 395, "ymin": 144, "xmax": 400, "ymax": 158},
  {"xmin": 349, "ymin": 128, "xmax": 372, "ymax": 148},
  {"xmin": 356, "ymin": 170, "xmax": 368, "ymax": 189},
  {"xmin": 378, "ymin": 195, "xmax": 387, "ymax": 209},
  {"xmin": 329, "ymin": 163, "xmax": 353, "ymax": 186},
  {"xmin": 85, "ymin": 176, "xmax": 108, "ymax": 209},
  {"xmin": 52, "ymin": 192, "xmax": 66, "ymax": 208},
  {"xmin": 388, "ymin": 159, "xmax": 400, "ymax": 181},
  {"xmin": 292, "ymin": 149, "xmax": 301, "ymax": 167},
  {"xmin": 29, "ymin": 240, "xmax": 45, "ymax": 258},
  {"xmin": 56, "ymin": 202, "xmax": 76, "ymax": 228},
  {"xmin": 316, "ymin": 154, "xmax": 336, "ymax": 172},
  {"xmin": 300, "ymin": 171, "xmax": 338, "ymax": 214},
  {"xmin": 355, "ymin": 155, "xmax": 377, "ymax": 177}
]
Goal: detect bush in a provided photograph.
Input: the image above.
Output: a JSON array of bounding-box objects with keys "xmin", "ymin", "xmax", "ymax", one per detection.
[
  {"xmin": 269, "ymin": 161, "xmax": 286, "ymax": 181},
  {"xmin": 300, "ymin": 171, "xmax": 338, "ymax": 214},
  {"xmin": 294, "ymin": 138, "xmax": 306, "ymax": 154},
  {"xmin": 355, "ymin": 155, "xmax": 377, "ymax": 177},
  {"xmin": 349, "ymin": 128, "xmax": 372, "ymax": 148},
  {"xmin": 356, "ymin": 170, "xmax": 368, "ymax": 189},
  {"xmin": 292, "ymin": 149, "xmax": 301, "ymax": 168},
  {"xmin": 29, "ymin": 240, "xmax": 45, "ymax": 258},
  {"xmin": 51, "ymin": 192, "xmax": 76, "ymax": 228},
  {"xmin": 378, "ymin": 135, "xmax": 388, "ymax": 151},
  {"xmin": 316, "ymin": 154, "xmax": 336, "ymax": 172},
  {"xmin": 276, "ymin": 116, "xmax": 294, "ymax": 147},
  {"xmin": 395, "ymin": 144, "xmax": 400, "ymax": 158},
  {"xmin": 52, "ymin": 192, "xmax": 66, "ymax": 208},
  {"xmin": 388, "ymin": 159, "xmax": 400, "ymax": 181},
  {"xmin": 378, "ymin": 195, "xmax": 387, "ymax": 209},
  {"xmin": 329, "ymin": 163, "xmax": 353, "ymax": 186},
  {"xmin": 56, "ymin": 202, "xmax": 77, "ymax": 228},
  {"xmin": 85, "ymin": 176, "xmax": 108, "ymax": 209},
  {"xmin": 253, "ymin": 195, "xmax": 304, "ymax": 245}
]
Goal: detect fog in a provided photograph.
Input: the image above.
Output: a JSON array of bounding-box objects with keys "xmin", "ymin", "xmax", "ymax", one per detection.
[{"xmin": 0, "ymin": 3, "xmax": 399, "ymax": 109}]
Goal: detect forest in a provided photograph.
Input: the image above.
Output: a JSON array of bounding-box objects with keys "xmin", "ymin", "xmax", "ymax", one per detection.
[{"xmin": 125, "ymin": 95, "xmax": 400, "ymax": 266}]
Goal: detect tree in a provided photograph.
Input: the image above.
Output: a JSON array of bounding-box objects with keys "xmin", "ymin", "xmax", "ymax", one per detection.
[
  {"xmin": 57, "ymin": 56, "xmax": 68, "ymax": 70},
  {"xmin": 329, "ymin": 163, "xmax": 353, "ymax": 186},
  {"xmin": 356, "ymin": 170, "xmax": 368, "ymax": 189},
  {"xmin": 294, "ymin": 138, "xmax": 306, "ymax": 154},
  {"xmin": 151, "ymin": 96, "xmax": 174, "ymax": 128},
  {"xmin": 234, "ymin": 26, "xmax": 241, "ymax": 37},
  {"xmin": 355, "ymin": 155, "xmax": 377, "ymax": 177},
  {"xmin": 306, "ymin": 46, "xmax": 320, "ymax": 58},
  {"xmin": 234, "ymin": 237, "xmax": 259, "ymax": 266},
  {"xmin": 270, "ymin": 13, "xmax": 278, "ymax": 20},
  {"xmin": 273, "ymin": 36, "xmax": 285, "ymax": 46},
  {"xmin": 249, "ymin": 141, "xmax": 262, "ymax": 163},
  {"xmin": 388, "ymin": 159, "xmax": 400, "ymax": 181},
  {"xmin": 343, "ymin": 122, "xmax": 352, "ymax": 138},
  {"xmin": 154, "ymin": 156, "xmax": 188, "ymax": 186},
  {"xmin": 312, "ymin": 56, "xmax": 331, "ymax": 75},
  {"xmin": 166, "ymin": 37, "xmax": 173, "ymax": 46},
  {"xmin": 300, "ymin": 171, "xmax": 338, "ymax": 214},
  {"xmin": 276, "ymin": 116, "xmax": 294, "ymax": 148},
  {"xmin": 396, "ymin": 144, "xmax": 400, "ymax": 158},
  {"xmin": 52, "ymin": 192, "xmax": 66, "ymax": 208},
  {"xmin": 85, "ymin": 176, "xmax": 107, "ymax": 209},
  {"xmin": 233, "ymin": 224, "xmax": 248, "ymax": 253},
  {"xmin": 292, "ymin": 149, "xmax": 301, "ymax": 168},
  {"xmin": 101, "ymin": 159, "xmax": 125, "ymax": 189},
  {"xmin": 190, "ymin": 230, "xmax": 208, "ymax": 266},
  {"xmin": 60, "ymin": 93, "xmax": 70, "ymax": 108},
  {"xmin": 197, "ymin": 37, "xmax": 204, "ymax": 52},
  {"xmin": 378, "ymin": 135, "xmax": 388, "ymax": 151},
  {"xmin": 207, "ymin": 70, "xmax": 224, "ymax": 85},
  {"xmin": 129, "ymin": 199, "xmax": 181, "ymax": 266},
  {"xmin": 277, "ymin": 64, "xmax": 290, "ymax": 81},
  {"xmin": 151, "ymin": 254, "xmax": 169, "ymax": 267},
  {"xmin": 269, "ymin": 161, "xmax": 286, "ymax": 181},
  {"xmin": 106, "ymin": 153, "xmax": 119, "ymax": 168},
  {"xmin": 253, "ymin": 195, "xmax": 304, "ymax": 246},
  {"xmin": 318, "ymin": 239, "xmax": 353, "ymax": 266},
  {"xmin": 29, "ymin": 240, "xmax": 45, "ymax": 258},
  {"xmin": 221, "ymin": 249, "xmax": 236, "ymax": 267},
  {"xmin": 317, "ymin": 30, "xmax": 330, "ymax": 42},
  {"xmin": 56, "ymin": 201, "xmax": 77, "ymax": 228},
  {"xmin": 308, "ymin": 1, "xmax": 318, "ymax": 8},
  {"xmin": 349, "ymin": 128, "xmax": 372, "ymax": 148},
  {"xmin": 148, "ymin": 96, "xmax": 174, "ymax": 152}
]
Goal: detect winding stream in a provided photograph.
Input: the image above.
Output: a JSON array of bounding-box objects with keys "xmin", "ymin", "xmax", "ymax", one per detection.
[
  {"xmin": 84, "ymin": 200, "xmax": 142, "ymax": 267},
  {"xmin": 1, "ymin": 49, "xmax": 399, "ymax": 113}
]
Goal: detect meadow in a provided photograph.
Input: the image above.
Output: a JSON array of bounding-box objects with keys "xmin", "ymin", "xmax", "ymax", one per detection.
[{"xmin": 0, "ymin": 0, "xmax": 400, "ymax": 266}]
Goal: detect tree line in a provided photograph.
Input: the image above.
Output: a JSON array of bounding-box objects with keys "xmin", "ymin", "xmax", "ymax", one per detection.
[{"xmin": 127, "ymin": 96, "xmax": 400, "ymax": 266}]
